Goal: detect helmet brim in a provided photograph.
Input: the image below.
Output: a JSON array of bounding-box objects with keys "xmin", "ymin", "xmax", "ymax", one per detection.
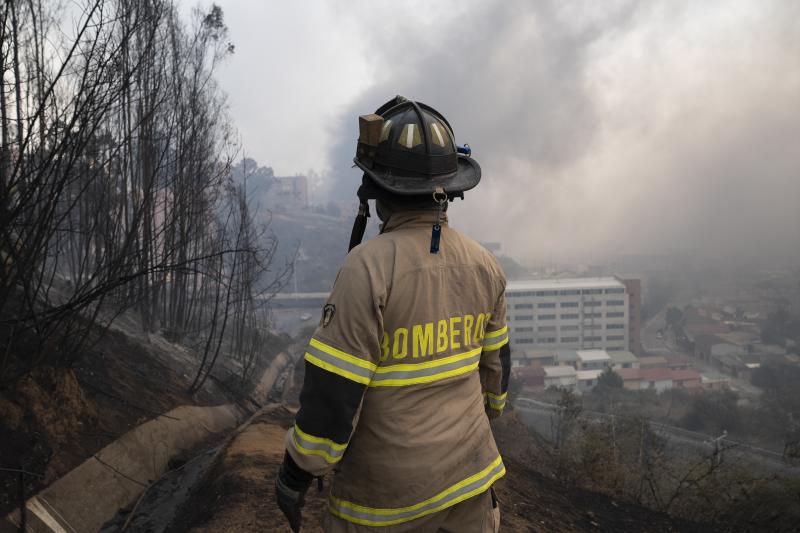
[{"xmin": 354, "ymin": 154, "xmax": 481, "ymax": 196}]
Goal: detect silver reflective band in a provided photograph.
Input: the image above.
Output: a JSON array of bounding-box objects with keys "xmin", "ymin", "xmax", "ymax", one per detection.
[
  {"xmin": 369, "ymin": 349, "xmax": 481, "ymax": 387},
  {"xmin": 292, "ymin": 425, "xmax": 347, "ymax": 464},
  {"xmin": 304, "ymin": 339, "xmax": 375, "ymax": 385},
  {"xmin": 482, "ymin": 327, "xmax": 508, "ymax": 351},
  {"xmin": 485, "ymin": 391, "xmax": 507, "ymax": 411},
  {"xmin": 329, "ymin": 456, "xmax": 506, "ymax": 526}
]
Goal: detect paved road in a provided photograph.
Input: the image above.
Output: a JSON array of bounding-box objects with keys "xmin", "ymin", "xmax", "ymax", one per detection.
[{"xmin": 514, "ymin": 397, "xmax": 797, "ymax": 475}]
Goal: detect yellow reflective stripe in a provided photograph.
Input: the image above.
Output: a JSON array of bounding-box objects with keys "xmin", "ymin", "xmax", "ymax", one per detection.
[
  {"xmin": 370, "ymin": 362, "xmax": 479, "ymax": 387},
  {"xmin": 329, "ymin": 456, "xmax": 506, "ymax": 526},
  {"xmin": 294, "ymin": 424, "xmax": 347, "ymax": 451},
  {"xmin": 483, "ymin": 326, "xmax": 508, "ymax": 339},
  {"xmin": 291, "ymin": 425, "xmax": 347, "ymax": 464},
  {"xmin": 309, "ymin": 338, "xmax": 377, "ymax": 371},
  {"xmin": 305, "ymin": 353, "xmax": 372, "ymax": 385},
  {"xmin": 483, "ymin": 336, "xmax": 509, "ymax": 352},
  {"xmin": 484, "ymin": 391, "xmax": 507, "ymax": 411},
  {"xmin": 369, "ymin": 347, "xmax": 482, "ymax": 387},
  {"xmin": 304, "ymin": 337, "xmax": 377, "ymax": 385},
  {"xmin": 375, "ymin": 347, "xmax": 481, "ymax": 373}
]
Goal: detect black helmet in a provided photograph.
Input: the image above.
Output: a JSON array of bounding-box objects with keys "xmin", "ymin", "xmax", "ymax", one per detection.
[{"xmin": 353, "ymin": 96, "xmax": 481, "ymax": 196}]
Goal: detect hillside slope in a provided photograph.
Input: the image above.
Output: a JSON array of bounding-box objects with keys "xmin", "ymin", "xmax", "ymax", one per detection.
[{"xmin": 170, "ymin": 406, "xmax": 709, "ymax": 532}]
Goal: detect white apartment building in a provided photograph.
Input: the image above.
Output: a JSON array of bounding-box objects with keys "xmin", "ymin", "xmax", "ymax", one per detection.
[{"xmin": 507, "ymin": 277, "xmax": 629, "ymax": 353}]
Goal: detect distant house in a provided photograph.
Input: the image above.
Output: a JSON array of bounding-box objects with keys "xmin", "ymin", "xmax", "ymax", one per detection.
[
  {"xmin": 615, "ymin": 368, "xmax": 643, "ymax": 390},
  {"xmin": 576, "ymin": 350, "xmax": 611, "ymax": 370},
  {"xmin": 608, "ymin": 350, "xmax": 638, "ymax": 369},
  {"xmin": 555, "ymin": 350, "xmax": 580, "ymax": 369},
  {"xmin": 701, "ymin": 374, "xmax": 731, "ymax": 391},
  {"xmin": 638, "ymin": 356, "xmax": 668, "ymax": 369},
  {"xmin": 576, "ymin": 369, "xmax": 603, "ymax": 393},
  {"xmin": 543, "ymin": 365, "xmax": 577, "ymax": 389},
  {"xmin": 640, "ymin": 368, "xmax": 673, "ymax": 392},
  {"xmin": 671, "ymin": 369, "xmax": 702, "ymax": 389},
  {"xmin": 513, "ymin": 349, "xmax": 556, "ymax": 368},
  {"xmin": 513, "ymin": 365, "xmax": 546, "ymax": 390},
  {"xmin": 693, "ymin": 334, "xmax": 725, "ymax": 362}
]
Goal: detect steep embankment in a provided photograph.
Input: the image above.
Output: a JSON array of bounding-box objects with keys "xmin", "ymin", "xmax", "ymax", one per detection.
[
  {"xmin": 0, "ymin": 314, "xmax": 291, "ymax": 531},
  {"xmin": 165, "ymin": 360, "xmax": 709, "ymax": 533}
]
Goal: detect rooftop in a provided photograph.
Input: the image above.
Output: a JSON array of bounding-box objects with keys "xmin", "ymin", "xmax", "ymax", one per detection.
[
  {"xmin": 519, "ymin": 349, "xmax": 557, "ymax": 360},
  {"xmin": 544, "ymin": 366, "xmax": 577, "ymax": 378},
  {"xmin": 507, "ymin": 277, "xmax": 625, "ymax": 292},
  {"xmin": 513, "ymin": 366, "xmax": 546, "ymax": 378},
  {"xmin": 577, "ymin": 349, "xmax": 611, "ymax": 362},
  {"xmin": 608, "ymin": 350, "xmax": 638, "ymax": 364},
  {"xmin": 670, "ymin": 369, "xmax": 702, "ymax": 381},
  {"xmin": 640, "ymin": 368, "xmax": 673, "ymax": 382},
  {"xmin": 638, "ymin": 356, "xmax": 668, "ymax": 366},
  {"xmin": 615, "ymin": 368, "xmax": 642, "ymax": 381},
  {"xmin": 555, "ymin": 349, "xmax": 579, "ymax": 362}
]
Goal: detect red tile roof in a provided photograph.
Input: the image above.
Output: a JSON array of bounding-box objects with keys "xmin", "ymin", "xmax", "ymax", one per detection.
[
  {"xmin": 640, "ymin": 368, "xmax": 673, "ymax": 382},
  {"xmin": 615, "ymin": 368, "xmax": 642, "ymax": 381},
  {"xmin": 670, "ymin": 369, "xmax": 702, "ymax": 382}
]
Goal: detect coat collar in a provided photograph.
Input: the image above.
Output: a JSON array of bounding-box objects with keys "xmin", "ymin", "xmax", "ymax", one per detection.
[{"xmin": 380, "ymin": 208, "xmax": 449, "ymax": 233}]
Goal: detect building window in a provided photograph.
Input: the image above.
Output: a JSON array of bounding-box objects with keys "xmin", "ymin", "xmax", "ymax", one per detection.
[
  {"xmin": 560, "ymin": 336, "xmax": 579, "ymax": 343},
  {"xmin": 607, "ymin": 335, "xmax": 625, "ymax": 341},
  {"xmin": 561, "ymin": 325, "xmax": 580, "ymax": 331},
  {"xmin": 509, "ymin": 291, "xmax": 535, "ymax": 298},
  {"xmin": 584, "ymin": 301, "xmax": 602, "ymax": 307},
  {"xmin": 515, "ymin": 326, "xmax": 533, "ymax": 333},
  {"xmin": 537, "ymin": 302, "xmax": 556, "ymax": 309},
  {"xmin": 607, "ymin": 324, "xmax": 625, "ymax": 329},
  {"xmin": 584, "ymin": 335, "xmax": 602, "ymax": 342},
  {"xmin": 515, "ymin": 315, "xmax": 534, "ymax": 321},
  {"xmin": 559, "ymin": 289, "xmax": 581, "ymax": 296},
  {"xmin": 604, "ymin": 288, "xmax": 625, "ymax": 294},
  {"xmin": 560, "ymin": 301, "xmax": 579, "ymax": 308},
  {"xmin": 514, "ymin": 303, "xmax": 533, "ymax": 309},
  {"xmin": 582, "ymin": 289, "xmax": 603, "ymax": 295},
  {"xmin": 538, "ymin": 326, "xmax": 557, "ymax": 332},
  {"xmin": 607, "ymin": 311, "xmax": 625, "ymax": 318},
  {"xmin": 583, "ymin": 312, "xmax": 602, "ymax": 318},
  {"xmin": 517, "ymin": 338, "xmax": 534, "ymax": 344},
  {"xmin": 561, "ymin": 313, "xmax": 579, "ymax": 320},
  {"xmin": 608, "ymin": 300, "xmax": 625, "ymax": 306},
  {"xmin": 541, "ymin": 337, "xmax": 557, "ymax": 343},
  {"xmin": 538, "ymin": 314, "xmax": 556, "ymax": 320}
]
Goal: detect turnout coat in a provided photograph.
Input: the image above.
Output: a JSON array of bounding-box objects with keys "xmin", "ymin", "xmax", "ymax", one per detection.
[{"xmin": 284, "ymin": 209, "xmax": 511, "ymax": 528}]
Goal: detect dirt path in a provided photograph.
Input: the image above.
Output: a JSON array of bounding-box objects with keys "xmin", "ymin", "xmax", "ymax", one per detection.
[{"xmin": 173, "ymin": 406, "xmax": 328, "ymax": 533}]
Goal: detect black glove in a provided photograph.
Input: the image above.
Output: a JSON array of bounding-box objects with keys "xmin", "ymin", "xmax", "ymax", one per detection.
[{"xmin": 275, "ymin": 453, "xmax": 313, "ymax": 532}]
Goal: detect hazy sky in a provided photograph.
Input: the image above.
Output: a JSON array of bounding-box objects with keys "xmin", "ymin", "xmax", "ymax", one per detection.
[{"xmin": 210, "ymin": 0, "xmax": 800, "ymax": 263}]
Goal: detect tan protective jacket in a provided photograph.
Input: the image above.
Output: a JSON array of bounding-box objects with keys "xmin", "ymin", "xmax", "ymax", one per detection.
[{"xmin": 285, "ymin": 209, "xmax": 511, "ymax": 528}]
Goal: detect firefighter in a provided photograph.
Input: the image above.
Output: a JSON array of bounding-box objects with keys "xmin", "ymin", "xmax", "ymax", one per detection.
[{"xmin": 275, "ymin": 96, "xmax": 511, "ymax": 532}]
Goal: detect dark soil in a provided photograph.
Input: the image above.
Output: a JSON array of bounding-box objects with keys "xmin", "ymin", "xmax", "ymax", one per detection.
[
  {"xmin": 0, "ymin": 320, "xmax": 278, "ymax": 518},
  {"xmin": 165, "ymin": 405, "xmax": 717, "ymax": 533}
]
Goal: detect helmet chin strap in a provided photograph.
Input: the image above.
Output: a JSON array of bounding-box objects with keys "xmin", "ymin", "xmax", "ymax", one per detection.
[{"xmin": 348, "ymin": 184, "xmax": 371, "ymax": 252}]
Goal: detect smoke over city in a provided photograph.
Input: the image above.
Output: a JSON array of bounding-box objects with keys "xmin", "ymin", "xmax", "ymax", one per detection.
[{"xmin": 314, "ymin": 0, "xmax": 800, "ymax": 263}]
